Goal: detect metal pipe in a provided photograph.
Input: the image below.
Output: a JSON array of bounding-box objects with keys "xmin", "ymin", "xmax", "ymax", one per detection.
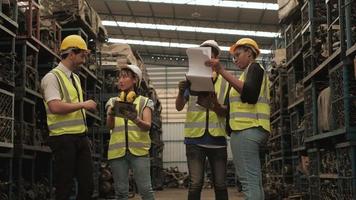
[{"xmin": 344, "ymin": 0, "xmax": 353, "ymax": 48}]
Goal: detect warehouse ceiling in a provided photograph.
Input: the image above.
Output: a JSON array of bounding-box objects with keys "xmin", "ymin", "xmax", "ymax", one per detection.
[{"xmin": 88, "ymin": 0, "xmax": 279, "ymax": 60}]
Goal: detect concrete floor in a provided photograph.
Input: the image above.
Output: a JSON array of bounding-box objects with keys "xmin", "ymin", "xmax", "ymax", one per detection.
[{"xmin": 131, "ymin": 188, "xmax": 244, "ymax": 200}]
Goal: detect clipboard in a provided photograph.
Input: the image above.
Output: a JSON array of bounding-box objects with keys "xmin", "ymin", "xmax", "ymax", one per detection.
[{"xmin": 114, "ymin": 100, "xmax": 136, "ymax": 118}]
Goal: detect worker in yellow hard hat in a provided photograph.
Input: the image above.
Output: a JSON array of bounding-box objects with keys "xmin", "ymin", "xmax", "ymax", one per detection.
[
  {"xmin": 105, "ymin": 65, "xmax": 155, "ymax": 200},
  {"xmin": 206, "ymin": 38, "xmax": 270, "ymax": 200},
  {"xmin": 41, "ymin": 35, "xmax": 97, "ymax": 200}
]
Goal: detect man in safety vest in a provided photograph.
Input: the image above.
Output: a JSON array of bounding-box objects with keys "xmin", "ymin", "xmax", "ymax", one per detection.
[
  {"xmin": 41, "ymin": 35, "xmax": 97, "ymax": 200},
  {"xmin": 206, "ymin": 38, "xmax": 270, "ymax": 200},
  {"xmin": 106, "ymin": 65, "xmax": 155, "ymax": 200},
  {"xmin": 176, "ymin": 40, "xmax": 229, "ymax": 200}
]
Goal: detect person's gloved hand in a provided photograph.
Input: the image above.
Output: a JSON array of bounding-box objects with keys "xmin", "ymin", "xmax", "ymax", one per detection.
[
  {"xmin": 118, "ymin": 105, "xmax": 138, "ymax": 121},
  {"xmin": 197, "ymin": 93, "xmax": 217, "ymax": 110},
  {"xmin": 178, "ymin": 80, "xmax": 190, "ymax": 95},
  {"xmin": 125, "ymin": 109, "xmax": 138, "ymax": 121},
  {"xmin": 205, "ymin": 58, "xmax": 223, "ymax": 72}
]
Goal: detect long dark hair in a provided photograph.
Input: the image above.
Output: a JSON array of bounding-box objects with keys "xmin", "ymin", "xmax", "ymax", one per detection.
[{"xmin": 116, "ymin": 68, "xmax": 140, "ymax": 93}]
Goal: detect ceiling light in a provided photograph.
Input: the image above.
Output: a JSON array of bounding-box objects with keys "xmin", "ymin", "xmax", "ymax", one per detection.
[
  {"xmin": 108, "ymin": 38, "xmax": 272, "ymax": 54},
  {"xmin": 124, "ymin": 0, "xmax": 278, "ymax": 10},
  {"xmin": 191, "ymin": 11, "xmax": 201, "ymax": 18},
  {"xmin": 102, "ymin": 20, "xmax": 280, "ymax": 38}
]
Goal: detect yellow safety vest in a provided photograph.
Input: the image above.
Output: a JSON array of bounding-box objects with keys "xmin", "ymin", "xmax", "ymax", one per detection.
[
  {"xmin": 229, "ymin": 63, "xmax": 270, "ymax": 133},
  {"xmin": 45, "ymin": 68, "xmax": 87, "ymax": 136},
  {"xmin": 184, "ymin": 75, "xmax": 229, "ymax": 138},
  {"xmin": 108, "ymin": 95, "xmax": 151, "ymax": 160}
]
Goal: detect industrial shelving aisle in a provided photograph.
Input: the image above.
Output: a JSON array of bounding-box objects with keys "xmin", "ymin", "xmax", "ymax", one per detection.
[
  {"xmin": 0, "ymin": 2, "xmax": 18, "ymax": 199},
  {"xmin": 265, "ymin": 68, "xmax": 292, "ymax": 199},
  {"xmin": 273, "ymin": 0, "xmax": 356, "ymax": 199},
  {"xmin": 12, "ymin": 0, "xmax": 61, "ymax": 199}
]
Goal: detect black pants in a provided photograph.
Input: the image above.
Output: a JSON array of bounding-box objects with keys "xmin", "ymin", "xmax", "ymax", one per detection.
[
  {"xmin": 186, "ymin": 144, "xmax": 228, "ymax": 200},
  {"xmin": 48, "ymin": 134, "xmax": 94, "ymax": 200}
]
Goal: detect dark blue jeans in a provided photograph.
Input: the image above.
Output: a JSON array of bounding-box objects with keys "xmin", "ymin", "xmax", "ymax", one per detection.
[{"xmin": 186, "ymin": 144, "xmax": 228, "ymax": 200}]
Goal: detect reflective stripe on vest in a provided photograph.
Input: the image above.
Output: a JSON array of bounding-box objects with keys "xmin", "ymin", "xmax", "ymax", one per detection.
[
  {"xmin": 229, "ymin": 96, "xmax": 269, "ymax": 104},
  {"xmin": 229, "ymin": 63, "xmax": 271, "ymax": 133},
  {"xmin": 47, "ymin": 119, "xmax": 85, "ymax": 131},
  {"xmin": 109, "ymin": 142, "xmax": 151, "ymax": 150},
  {"xmin": 44, "ymin": 68, "xmax": 86, "ymax": 136},
  {"xmin": 184, "ymin": 75, "xmax": 228, "ymax": 138},
  {"xmin": 108, "ymin": 95, "xmax": 151, "ymax": 160}
]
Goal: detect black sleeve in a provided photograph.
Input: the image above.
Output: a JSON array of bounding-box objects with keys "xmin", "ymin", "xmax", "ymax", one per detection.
[{"xmin": 240, "ymin": 63, "xmax": 264, "ymax": 104}]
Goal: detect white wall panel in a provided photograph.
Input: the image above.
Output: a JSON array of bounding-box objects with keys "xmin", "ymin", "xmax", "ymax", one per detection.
[
  {"xmin": 162, "ymin": 123, "xmax": 185, "ymax": 141},
  {"xmin": 162, "ymin": 123, "xmax": 187, "ymax": 171},
  {"xmin": 163, "ymin": 141, "xmax": 186, "ymax": 162}
]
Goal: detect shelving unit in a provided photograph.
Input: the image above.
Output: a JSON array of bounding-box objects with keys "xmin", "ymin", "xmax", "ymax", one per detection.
[{"xmin": 269, "ymin": 0, "xmax": 356, "ymax": 199}]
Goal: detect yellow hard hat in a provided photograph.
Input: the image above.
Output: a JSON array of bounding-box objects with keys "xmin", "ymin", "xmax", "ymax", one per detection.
[
  {"xmin": 60, "ymin": 35, "xmax": 88, "ymax": 52},
  {"xmin": 229, "ymin": 38, "xmax": 260, "ymax": 56}
]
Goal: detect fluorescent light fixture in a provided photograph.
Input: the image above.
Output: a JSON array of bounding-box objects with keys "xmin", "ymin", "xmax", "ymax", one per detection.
[
  {"xmin": 102, "ymin": 20, "xmax": 280, "ymax": 38},
  {"xmin": 124, "ymin": 0, "xmax": 279, "ymax": 10},
  {"xmin": 108, "ymin": 38, "xmax": 272, "ymax": 54}
]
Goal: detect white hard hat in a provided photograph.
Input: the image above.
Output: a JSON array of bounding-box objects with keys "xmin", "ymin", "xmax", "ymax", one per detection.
[
  {"xmin": 200, "ymin": 40, "xmax": 221, "ymax": 55},
  {"xmin": 120, "ymin": 64, "xmax": 142, "ymax": 85}
]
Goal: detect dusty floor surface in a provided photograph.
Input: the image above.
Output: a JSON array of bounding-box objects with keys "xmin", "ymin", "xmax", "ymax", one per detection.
[{"xmin": 131, "ymin": 188, "xmax": 244, "ymax": 200}]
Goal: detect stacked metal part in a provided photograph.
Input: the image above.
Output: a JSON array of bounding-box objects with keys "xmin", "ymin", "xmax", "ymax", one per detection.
[
  {"xmin": 264, "ymin": 67, "xmax": 292, "ymax": 199},
  {"xmin": 0, "ymin": 0, "xmax": 109, "ymax": 199},
  {"xmin": 267, "ymin": 0, "xmax": 356, "ymax": 199}
]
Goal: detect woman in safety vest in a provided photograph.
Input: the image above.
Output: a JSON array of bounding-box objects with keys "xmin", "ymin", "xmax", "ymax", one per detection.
[
  {"xmin": 206, "ymin": 38, "xmax": 270, "ymax": 200},
  {"xmin": 176, "ymin": 40, "xmax": 229, "ymax": 200},
  {"xmin": 106, "ymin": 65, "xmax": 155, "ymax": 200}
]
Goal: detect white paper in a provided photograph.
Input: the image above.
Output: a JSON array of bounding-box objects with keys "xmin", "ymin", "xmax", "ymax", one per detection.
[{"xmin": 185, "ymin": 47, "xmax": 214, "ymax": 93}]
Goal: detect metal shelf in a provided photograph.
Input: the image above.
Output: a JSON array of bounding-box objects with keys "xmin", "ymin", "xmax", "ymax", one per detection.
[
  {"xmin": 86, "ymin": 111, "xmax": 102, "ymax": 121},
  {"xmin": 81, "ymin": 65, "xmax": 98, "ymax": 80},
  {"xmin": 303, "ymin": 48, "xmax": 341, "ymax": 84},
  {"xmin": 14, "ymin": 87, "xmax": 42, "ymax": 99},
  {"xmin": 0, "ymin": 12, "xmax": 18, "ymax": 33},
  {"xmin": 269, "ymin": 134, "xmax": 282, "ymax": 141},
  {"xmin": 292, "ymin": 146, "xmax": 306, "ymax": 152},
  {"xmin": 271, "ymin": 110, "xmax": 280, "ymax": 119},
  {"xmin": 270, "ymin": 150, "xmax": 282, "ymax": 156},
  {"xmin": 0, "ymin": 142, "xmax": 14, "ymax": 148},
  {"xmin": 305, "ymin": 128, "xmax": 346, "ymax": 143},
  {"xmin": 286, "ymin": 50, "xmax": 302, "ymax": 68},
  {"xmin": 17, "ymin": 36, "xmax": 60, "ymax": 60},
  {"xmin": 288, "ymin": 98, "xmax": 304, "ymax": 110},
  {"xmin": 346, "ymin": 43, "xmax": 356, "ymax": 56},
  {"xmin": 22, "ymin": 144, "xmax": 51, "ymax": 153},
  {"xmin": 267, "ymin": 174, "xmax": 294, "ymax": 179},
  {"xmin": 271, "ymin": 115, "xmax": 281, "ymax": 125},
  {"xmin": 319, "ymin": 173, "xmax": 338, "ymax": 179},
  {"xmin": 0, "ymin": 23, "xmax": 16, "ymax": 37}
]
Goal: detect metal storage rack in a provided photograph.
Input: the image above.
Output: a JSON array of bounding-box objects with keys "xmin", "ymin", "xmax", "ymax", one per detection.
[
  {"xmin": 0, "ymin": 1, "xmax": 18, "ymax": 199},
  {"xmin": 270, "ymin": 0, "xmax": 356, "ymax": 199},
  {"xmin": 265, "ymin": 69, "xmax": 293, "ymax": 199}
]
